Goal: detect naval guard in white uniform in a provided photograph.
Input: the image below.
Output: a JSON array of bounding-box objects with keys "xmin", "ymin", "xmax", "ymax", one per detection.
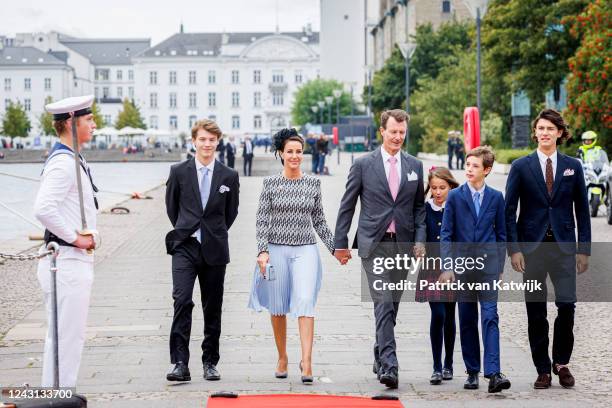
[{"xmin": 34, "ymin": 95, "xmax": 99, "ymax": 387}]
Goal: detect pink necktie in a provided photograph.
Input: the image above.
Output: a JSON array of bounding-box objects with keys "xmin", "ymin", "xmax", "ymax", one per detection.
[{"xmin": 387, "ymin": 156, "xmax": 399, "ymax": 232}]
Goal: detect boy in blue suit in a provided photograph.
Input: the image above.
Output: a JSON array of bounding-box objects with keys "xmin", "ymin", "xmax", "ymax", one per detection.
[
  {"xmin": 505, "ymin": 109, "xmax": 590, "ymax": 389},
  {"xmin": 440, "ymin": 145, "xmax": 511, "ymax": 393}
]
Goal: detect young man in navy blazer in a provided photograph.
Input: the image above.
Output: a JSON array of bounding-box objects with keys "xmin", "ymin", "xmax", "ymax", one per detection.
[
  {"xmin": 505, "ymin": 109, "xmax": 590, "ymax": 389},
  {"xmin": 440, "ymin": 146, "xmax": 511, "ymax": 393}
]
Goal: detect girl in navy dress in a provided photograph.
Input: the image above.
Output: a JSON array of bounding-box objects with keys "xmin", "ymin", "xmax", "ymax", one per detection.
[{"xmin": 415, "ymin": 166, "xmax": 459, "ymax": 385}]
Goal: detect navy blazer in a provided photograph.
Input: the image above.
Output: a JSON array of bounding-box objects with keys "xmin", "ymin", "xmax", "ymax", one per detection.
[
  {"xmin": 504, "ymin": 151, "xmax": 590, "ymax": 256},
  {"xmin": 440, "ymin": 183, "xmax": 506, "ymax": 275}
]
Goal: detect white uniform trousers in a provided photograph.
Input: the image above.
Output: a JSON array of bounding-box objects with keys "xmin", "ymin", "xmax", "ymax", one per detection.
[{"xmin": 37, "ymin": 256, "xmax": 93, "ymax": 387}]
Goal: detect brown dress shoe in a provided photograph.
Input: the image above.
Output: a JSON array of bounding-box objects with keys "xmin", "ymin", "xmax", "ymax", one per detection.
[
  {"xmin": 554, "ymin": 366, "xmax": 575, "ymax": 388},
  {"xmin": 534, "ymin": 373, "xmax": 552, "ymax": 389}
]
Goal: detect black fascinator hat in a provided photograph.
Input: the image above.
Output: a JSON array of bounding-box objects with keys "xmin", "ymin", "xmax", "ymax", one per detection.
[{"xmin": 273, "ymin": 128, "xmax": 304, "ymax": 164}]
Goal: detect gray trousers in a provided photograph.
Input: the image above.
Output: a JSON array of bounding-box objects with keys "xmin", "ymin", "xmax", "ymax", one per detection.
[{"xmin": 362, "ymin": 237, "xmax": 409, "ymax": 374}]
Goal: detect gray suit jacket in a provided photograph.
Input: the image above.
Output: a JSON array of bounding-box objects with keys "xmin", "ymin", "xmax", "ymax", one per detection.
[{"xmin": 334, "ymin": 147, "xmax": 426, "ymax": 258}]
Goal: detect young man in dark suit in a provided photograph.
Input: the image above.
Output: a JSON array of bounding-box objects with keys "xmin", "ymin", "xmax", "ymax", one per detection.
[
  {"xmin": 242, "ymin": 136, "xmax": 254, "ymax": 176},
  {"xmin": 225, "ymin": 135, "xmax": 236, "ymax": 169},
  {"xmin": 440, "ymin": 145, "xmax": 511, "ymax": 393},
  {"xmin": 165, "ymin": 119, "xmax": 239, "ymax": 382},
  {"xmin": 505, "ymin": 109, "xmax": 590, "ymax": 389}
]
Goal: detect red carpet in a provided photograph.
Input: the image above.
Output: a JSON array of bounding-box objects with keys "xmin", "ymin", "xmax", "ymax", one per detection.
[{"xmin": 207, "ymin": 394, "xmax": 403, "ymax": 408}]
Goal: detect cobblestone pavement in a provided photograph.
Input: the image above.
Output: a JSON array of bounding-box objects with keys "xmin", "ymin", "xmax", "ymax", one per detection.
[{"xmin": 1, "ymin": 151, "xmax": 610, "ymax": 408}]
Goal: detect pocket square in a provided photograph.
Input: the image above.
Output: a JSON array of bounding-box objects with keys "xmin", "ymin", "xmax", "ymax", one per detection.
[
  {"xmin": 563, "ymin": 169, "xmax": 575, "ymax": 177},
  {"xmin": 406, "ymin": 171, "xmax": 418, "ymax": 181},
  {"xmin": 219, "ymin": 185, "xmax": 230, "ymax": 193}
]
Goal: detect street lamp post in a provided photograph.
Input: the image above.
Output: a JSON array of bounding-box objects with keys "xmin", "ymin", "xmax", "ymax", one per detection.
[
  {"xmin": 317, "ymin": 100, "xmax": 325, "ymax": 125},
  {"xmin": 350, "ymin": 84, "xmax": 355, "ymax": 164},
  {"xmin": 325, "ymin": 96, "xmax": 333, "ymax": 125},
  {"xmin": 332, "ymin": 89, "xmax": 342, "ymax": 165},
  {"xmin": 311, "ymin": 106, "xmax": 319, "ymax": 124},
  {"xmin": 463, "ymin": 0, "xmax": 489, "ymax": 129},
  {"xmin": 367, "ymin": 69, "xmax": 373, "ymax": 151},
  {"xmin": 399, "ymin": 43, "xmax": 417, "ymax": 151}
]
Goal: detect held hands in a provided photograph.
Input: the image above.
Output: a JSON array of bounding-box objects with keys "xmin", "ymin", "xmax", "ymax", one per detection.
[
  {"xmin": 334, "ymin": 249, "xmax": 351, "ymax": 265},
  {"xmin": 438, "ymin": 271, "xmax": 455, "ymax": 284},
  {"xmin": 413, "ymin": 243, "xmax": 426, "ymax": 258},
  {"xmin": 257, "ymin": 251, "xmax": 270, "ymax": 276}
]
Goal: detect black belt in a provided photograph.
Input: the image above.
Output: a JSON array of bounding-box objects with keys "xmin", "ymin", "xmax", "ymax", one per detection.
[
  {"xmin": 44, "ymin": 230, "xmax": 76, "ymax": 247},
  {"xmin": 382, "ymin": 232, "xmax": 397, "ymax": 241},
  {"xmin": 544, "ymin": 226, "xmax": 556, "ymax": 242}
]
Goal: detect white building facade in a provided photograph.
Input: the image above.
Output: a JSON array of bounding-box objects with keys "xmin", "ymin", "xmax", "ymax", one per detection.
[{"xmin": 133, "ymin": 30, "xmax": 320, "ymax": 137}]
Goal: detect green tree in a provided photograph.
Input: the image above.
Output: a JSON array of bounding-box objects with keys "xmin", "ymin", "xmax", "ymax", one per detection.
[
  {"xmin": 1, "ymin": 101, "xmax": 31, "ymax": 137},
  {"xmin": 115, "ymin": 98, "xmax": 146, "ymax": 130},
  {"xmin": 91, "ymin": 101, "xmax": 105, "ymax": 128},
  {"xmin": 368, "ymin": 21, "xmax": 472, "ymax": 121},
  {"xmin": 38, "ymin": 96, "xmax": 54, "ymax": 136},
  {"xmin": 412, "ymin": 48, "xmax": 512, "ymax": 153},
  {"xmin": 563, "ymin": 0, "xmax": 611, "ymax": 152},
  {"xmin": 483, "ymin": 0, "xmax": 589, "ymax": 102},
  {"xmin": 291, "ymin": 78, "xmax": 354, "ymax": 126}
]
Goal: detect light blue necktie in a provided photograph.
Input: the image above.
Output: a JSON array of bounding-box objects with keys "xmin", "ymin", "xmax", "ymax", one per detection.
[
  {"xmin": 196, "ymin": 167, "xmax": 211, "ymax": 243},
  {"xmin": 473, "ymin": 191, "xmax": 481, "ymax": 217}
]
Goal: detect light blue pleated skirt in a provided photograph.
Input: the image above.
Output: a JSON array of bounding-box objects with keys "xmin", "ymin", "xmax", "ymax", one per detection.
[{"xmin": 248, "ymin": 243, "xmax": 323, "ymax": 318}]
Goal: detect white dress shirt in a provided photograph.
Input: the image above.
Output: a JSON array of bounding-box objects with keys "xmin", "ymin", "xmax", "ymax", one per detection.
[
  {"xmin": 380, "ymin": 147, "xmax": 402, "ymax": 183},
  {"xmin": 467, "ymin": 182, "xmax": 485, "ymax": 206},
  {"xmin": 192, "ymin": 157, "xmax": 215, "ymax": 241},
  {"xmin": 34, "ymin": 154, "xmax": 97, "ymax": 262},
  {"xmin": 536, "ymin": 149, "xmax": 557, "ymax": 181}
]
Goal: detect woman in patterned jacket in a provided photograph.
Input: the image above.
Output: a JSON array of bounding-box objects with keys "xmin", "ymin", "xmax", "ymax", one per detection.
[{"xmin": 248, "ymin": 128, "xmax": 337, "ymax": 384}]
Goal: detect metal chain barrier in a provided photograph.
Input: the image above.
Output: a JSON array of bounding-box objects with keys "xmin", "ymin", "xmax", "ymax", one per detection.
[{"xmin": 0, "ymin": 248, "xmax": 55, "ymax": 261}]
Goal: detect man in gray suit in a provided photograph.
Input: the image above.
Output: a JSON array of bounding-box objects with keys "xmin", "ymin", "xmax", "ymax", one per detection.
[{"xmin": 334, "ymin": 109, "xmax": 426, "ymax": 389}]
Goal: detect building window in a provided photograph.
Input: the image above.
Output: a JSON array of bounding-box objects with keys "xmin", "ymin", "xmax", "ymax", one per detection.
[
  {"xmin": 4, "ymin": 99, "xmax": 10, "ymax": 110},
  {"xmin": 232, "ymin": 91, "xmax": 240, "ymax": 107},
  {"xmin": 95, "ymin": 87, "xmax": 100, "ymax": 99},
  {"xmin": 272, "ymin": 90, "xmax": 284, "ymax": 106},
  {"xmin": 442, "ymin": 0, "xmax": 451, "ymax": 13},
  {"xmin": 208, "ymin": 70, "xmax": 216, "ymax": 84},
  {"xmin": 128, "ymin": 70, "xmax": 134, "ymax": 80},
  {"xmin": 95, "ymin": 69, "xmax": 109, "ymax": 81},
  {"xmin": 150, "ymin": 115, "xmax": 158, "ymax": 129},
  {"xmin": 24, "ymin": 78, "xmax": 31, "ymax": 91},
  {"xmin": 150, "ymin": 92, "xmax": 158, "ymax": 108},
  {"xmin": 253, "ymin": 70, "xmax": 261, "ymax": 84},
  {"xmin": 117, "ymin": 70, "xmax": 123, "ymax": 80},
  {"xmin": 208, "ymin": 114, "xmax": 216, "ymax": 122},
  {"xmin": 169, "ymin": 115, "xmax": 178, "ymax": 130},
  {"xmin": 254, "ymin": 91, "xmax": 261, "ymax": 107},
  {"xmin": 208, "ymin": 92, "xmax": 216, "ymax": 107},
  {"xmin": 169, "ymin": 92, "xmax": 177, "ymax": 108},
  {"xmin": 232, "ymin": 115, "xmax": 240, "ymax": 129},
  {"xmin": 254, "ymin": 115, "xmax": 262, "ymax": 129},
  {"xmin": 231, "ymin": 70, "xmax": 239, "ymax": 84},
  {"xmin": 4, "ymin": 78, "xmax": 11, "ymax": 91},
  {"xmin": 189, "ymin": 115, "xmax": 197, "ymax": 128},
  {"xmin": 189, "ymin": 92, "xmax": 197, "ymax": 108},
  {"xmin": 295, "ymin": 70, "xmax": 303, "ymax": 84},
  {"xmin": 44, "ymin": 78, "xmax": 51, "ymax": 90},
  {"xmin": 117, "ymin": 87, "xmax": 123, "ymax": 98},
  {"xmin": 103, "ymin": 114, "xmax": 111, "ymax": 125},
  {"xmin": 189, "ymin": 70, "xmax": 197, "ymax": 84},
  {"xmin": 24, "ymin": 98, "xmax": 31, "ymax": 111},
  {"xmin": 272, "ymin": 71, "xmax": 284, "ymax": 83},
  {"xmin": 128, "ymin": 87, "xmax": 134, "ymax": 99},
  {"xmin": 149, "ymin": 71, "xmax": 157, "ymax": 85},
  {"xmin": 102, "ymin": 87, "xmax": 109, "ymax": 98},
  {"xmin": 169, "ymin": 71, "xmax": 177, "ymax": 85}
]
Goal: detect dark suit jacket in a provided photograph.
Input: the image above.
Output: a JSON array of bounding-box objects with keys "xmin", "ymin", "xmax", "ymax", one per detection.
[
  {"xmin": 440, "ymin": 183, "xmax": 507, "ymax": 275},
  {"xmin": 242, "ymin": 141, "xmax": 254, "ymax": 158},
  {"xmin": 165, "ymin": 158, "xmax": 239, "ymax": 265},
  {"xmin": 334, "ymin": 147, "xmax": 426, "ymax": 258},
  {"xmin": 226, "ymin": 142, "xmax": 236, "ymax": 160},
  {"xmin": 505, "ymin": 151, "xmax": 591, "ymax": 255}
]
